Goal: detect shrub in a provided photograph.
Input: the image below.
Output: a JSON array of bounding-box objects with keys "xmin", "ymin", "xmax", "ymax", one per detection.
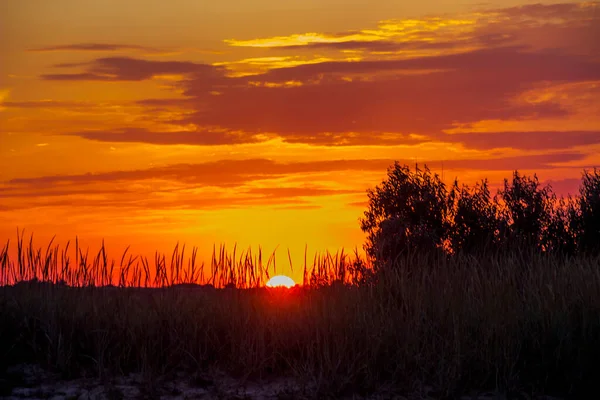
[
  {"xmin": 542, "ymin": 195, "xmax": 579, "ymax": 255},
  {"xmin": 448, "ymin": 179, "xmax": 502, "ymax": 254},
  {"xmin": 360, "ymin": 163, "xmax": 450, "ymax": 266},
  {"xmin": 497, "ymin": 171, "xmax": 554, "ymax": 250},
  {"xmin": 575, "ymin": 168, "xmax": 600, "ymax": 254},
  {"xmin": 360, "ymin": 163, "xmax": 600, "ymax": 258}
]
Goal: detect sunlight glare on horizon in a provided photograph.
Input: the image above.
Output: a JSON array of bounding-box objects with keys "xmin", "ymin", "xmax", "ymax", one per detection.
[{"xmin": 266, "ymin": 275, "xmax": 296, "ymax": 288}]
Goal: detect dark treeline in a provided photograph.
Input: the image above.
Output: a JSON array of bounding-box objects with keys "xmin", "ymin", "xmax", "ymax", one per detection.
[{"xmin": 361, "ymin": 164, "xmax": 600, "ymax": 266}]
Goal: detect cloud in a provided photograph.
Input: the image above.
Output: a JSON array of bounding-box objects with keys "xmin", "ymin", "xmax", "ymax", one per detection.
[
  {"xmin": 1, "ymin": 153, "xmax": 585, "ymax": 212},
  {"xmin": 498, "ymin": 2, "xmax": 595, "ymax": 19},
  {"xmin": 42, "ymin": 57, "xmax": 222, "ymax": 81},
  {"xmin": 64, "ymin": 127, "xmax": 268, "ymax": 146},
  {"xmin": 4, "ymin": 158, "xmax": 394, "ymax": 188},
  {"xmin": 36, "ymin": 3, "xmax": 600, "ymax": 150},
  {"xmin": 135, "ymin": 98, "xmax": 195, "ymax": 108},
  {"xmin": 224, "ymin": 2, "xmax": 596, "ymax": 56},
  {"xmin": 177, "ymin": 47, "xmax": 597, "ymax": 141},
  {"xmin": 3, "ymin": 100, "xmax": 97, "ymax": 109},
  {"xmin": 250, "ymin": 46, "xmax": 599, "ymax": 84},
  {"xmin": 445, "ymin": 131, "xmax": 600, "ymax": 151},
  {"xmin": 63, "ymin": 127, "xmax": 427, "ymax": 147},
  {"xmin": 438, "ymin": 152, "xmax": 585, "ymax": 171},
  {"xmin": 29, "ymin": 43, "xmax": 161, "ymax": 53},
  {"xmin": 5, "ymin": 153, "xmax": 584, "ymax": 189},
  {"xmin": 243, "ymin": 187, "xmax": 363, "ymax": 198},
  {"xmin": 272, "ymin": 39, "xmax": 470, "ymax": 53},
  {"xmin": 0, "ymin": 158, "xmax": 388, "ymax": 211},
  {"xmin": 224, "ymin": 17, "xmax": 479, "ymax": 49}
]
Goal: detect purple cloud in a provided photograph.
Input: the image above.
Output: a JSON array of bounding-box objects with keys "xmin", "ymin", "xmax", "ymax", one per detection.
[
  {"xmin": 42, "ymin": 57, "xmax": 222, "ymax": 81},
  {"xmin": 29, "ymin": 43, "xmax": 160, "ymax": 53}
]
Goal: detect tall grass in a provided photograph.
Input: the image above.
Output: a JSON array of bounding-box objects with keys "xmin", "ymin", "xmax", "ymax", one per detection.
[
  {"xmin": 0, "ymin": 231, "xmax": 367, "ymax": 288},
  {"xmin": 2, "ymin": 232, "xmax": 600, "ymax": 398}
]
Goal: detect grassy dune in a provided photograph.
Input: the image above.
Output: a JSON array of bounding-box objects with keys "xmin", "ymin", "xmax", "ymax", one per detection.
[{"xmin": 1, "ymin": 234, "xmax": 600, "ymax": 398}]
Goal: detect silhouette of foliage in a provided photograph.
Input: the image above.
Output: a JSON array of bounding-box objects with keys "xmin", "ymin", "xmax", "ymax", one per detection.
[
  {"xmin": 575, "ymin": 168, "xmax": 600, "ymax": 254},
  {"xmin": 360, "ymin": 163, "xmax": 450, "ymax": 266},
  {"xmin": 497, "ymin": 171, "xmax": 554, "ymax": 250},
  {"xmin": 361, "ymin": 163, "xmax": 600, "ymax": 261},
  {"xmin": 448, "ymin": 179, "xmax": 501, "ymax": 254},
  {"xmin": 542, "ymin": 195, "xmax": 579, "ymax": 255}
]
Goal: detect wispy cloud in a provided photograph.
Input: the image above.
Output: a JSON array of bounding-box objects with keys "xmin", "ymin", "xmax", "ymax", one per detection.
[
  {"xmin": 63, "ymin": 127, "xmax": 269, "ymax": 146},
  {"xmin": 445, "ymin": 131, "xmax": 600, "ymax": 151},
  {"xmin": 42, "ymin": 57, "xmax": 221, "ymax": 81},
  {"xmin": 224, "ymin": 17, "xmax": 477, "ymax": 49},
  {"xmin": 223, "ymin": 2, "xmax": 597, "ymax": 57},
  {"xmin": 5, "ymin": 153, "xmax": 584, "ymax": 189},
  {"xmin": 3, "ymin": 100, "xmax": 98, "ymax": 109},
  {"xmin": 29, "ymin": 43, "xmax": 162, "ymax": 53},
  {"xmin": 1, "ymin": 152, "xmax": 585, "ymax": 212}
]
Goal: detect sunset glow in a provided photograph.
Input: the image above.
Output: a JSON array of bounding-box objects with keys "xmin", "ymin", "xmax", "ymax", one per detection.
[
  {"xmin": 266, "ymin": 275, "xmax": 296, "ymax": 288},
  {"xmin": 1, "ymin": 1, "xmax": 599, "ymax": 283}
]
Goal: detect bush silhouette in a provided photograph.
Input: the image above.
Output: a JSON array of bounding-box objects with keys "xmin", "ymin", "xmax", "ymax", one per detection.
[
  {"xmin": 543, "ymin": 195, "xmax": 579, "ymax": 255},
  {"xmin": 575, "ymin": 168, "xmax": 600, "ymax": 254},
  {"xmin": 360, "ymin": 163, "xmax": 450, "ymax": 266},
  {"xmin": 448, "ymin": 179, "xmax": 501, "ymax": 254},
  {"xmin": 361, "ymin": 163, "xmax": 600, "ymax": 260},
  {"xmin": 497, "ymin": 171, "xmax": 554, "ymax": 250}
]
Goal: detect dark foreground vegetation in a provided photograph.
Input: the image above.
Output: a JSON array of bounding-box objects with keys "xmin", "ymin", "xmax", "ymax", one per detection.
[{"xmin": 1, "ymin": 165, "xmax": 600, "ymax": 399}]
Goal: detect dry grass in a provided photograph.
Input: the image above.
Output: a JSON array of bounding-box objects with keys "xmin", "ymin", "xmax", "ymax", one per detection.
[{"xmin": 1, "ymin": 232, "xmax": 600, "ymax": 398}]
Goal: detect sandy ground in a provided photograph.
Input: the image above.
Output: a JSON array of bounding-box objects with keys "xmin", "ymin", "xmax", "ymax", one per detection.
[{"xmin": 1, "ymin": 364, "xmax": 564, "ymax": 400}]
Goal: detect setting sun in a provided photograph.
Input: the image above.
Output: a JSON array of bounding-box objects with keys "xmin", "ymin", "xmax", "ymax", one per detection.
[{"xmin": 266, "ymin": 275, "xmax": 296, "ymax": 288}]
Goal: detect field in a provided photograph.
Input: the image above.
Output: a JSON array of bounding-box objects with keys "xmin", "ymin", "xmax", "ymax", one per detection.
[{"xmin": 1, "ymin": 234, "xmax": 599, "ymax": 399}]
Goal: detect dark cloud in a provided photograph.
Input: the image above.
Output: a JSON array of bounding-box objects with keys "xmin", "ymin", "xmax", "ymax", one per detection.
[
  {"xmin": 1, "ymin": 153, "xmax": 585, "ymax": 212},
  {"xmin": 65, "ymin": 128, "xmax": 266, "ymax": 146},
  {"xmin": 444, "ymin": 131, "xmax": 600, "ymax": 151},
  {"xmin": 42, "ymin": 57, "xmax": 221, "ymax": 81},
  {"xmin": 64, "ymin": 127, "xmax": 427, "ymax": 147},
  {"xmin": 38, "ymin": 3, "xmax": 600, "ymax": 149},
  {"xmin": 272, "ymin": 32, "xmax": 515, "ymax": 53},
  {"xmin": 274, "ymin": 39, "xmax": 462, "ymax": 52},
  {"xmin": 438, "ymin": 152, "xmax": 585, "ymax": 171},
  {"xmin": 346, "ymin": 200, "xmax": 368, "ymax": 209},
  {"xmin": 178, "ymin": 47, "xmax": 596, "ymax": 139},
  {"xmin": 1, "ymin": 152, "xmax": 586, "ymax": 211},
  {"xmin": 3, "ymin": 100, "xmax": 96, "ymax": 109},
  {"xmin": 4, "ymin": 158, "xmax": 395, "ymax": 189},
  {"xmin": 251, "ymin": 47, "xmax": 599, "ymax": 84},
  {"xmin": 136, "ymin": 98, "xmax": 195, "ymax": 108},
  {"xmin": 53, "ymin": 47, "xmax": 597, "ymax": 146},
  {"xmin": 244, "ymin": 187, "xmax": 362, "ymax": 197},
  {"xmin": 0, "ymin": 190, "xmax": 317, "ymax": 212},
  {"xmin": 41, "ymin": 73, "xmax": 115, "ymax": 81},
  {"xmin": 29, "ymin": 43, "xmax": 160, "ymax": 53},
  {"xmin": 498, "ymin": 3, "xmax": 591, "ymax": 19},
  {"xmin": 5, "ymin": 153, "xmax": 584, "ymax": 189}
]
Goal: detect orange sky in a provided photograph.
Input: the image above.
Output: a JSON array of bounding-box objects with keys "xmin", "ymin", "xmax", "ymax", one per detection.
[{"xmin": 1, "ymin": 1, "xmax": 599, "ymax": 283}]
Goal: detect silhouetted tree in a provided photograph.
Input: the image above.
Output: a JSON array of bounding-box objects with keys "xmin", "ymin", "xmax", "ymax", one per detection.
[
  {"xmin": 543, "ymin": 195, "xmax": 579, "ymax": 255},
  {"xmin": 575, "ymin": 168, "xmax": 600, "ymax": 254},
  {"xmin": 497, "ymin": 171, "xmax": 554, "ymax": 249},
  {"xmin": 361, "ymin": 163, "xmax": 600, "ymax": 263},
  {"xmin": 360, "ymin": 163, "xmax": 450, "ymax": 266},
  {"xmin": 448, "ymin": 179, "xmax": 502, "ymax": 254}
]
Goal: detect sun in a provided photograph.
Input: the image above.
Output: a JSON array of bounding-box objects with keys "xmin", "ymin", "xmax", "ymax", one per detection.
[{"xmin": 266, "ymin": 275, "xmax": 296, "ymax": 288}]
